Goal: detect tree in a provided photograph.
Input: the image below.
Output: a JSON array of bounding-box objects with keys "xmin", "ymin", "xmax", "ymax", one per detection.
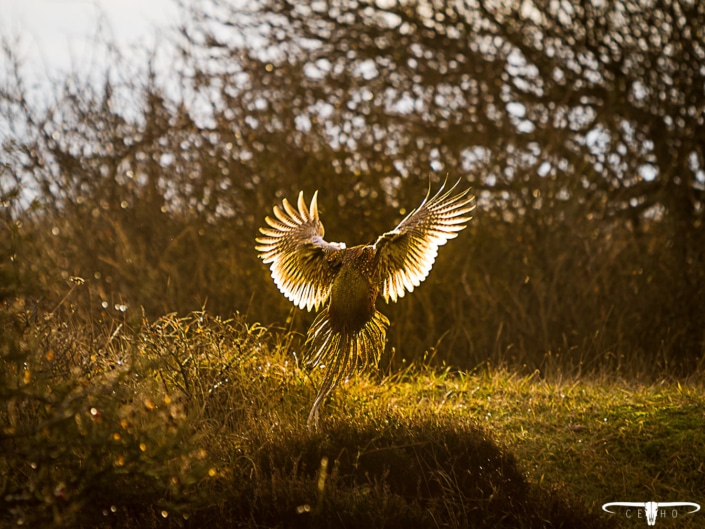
[{"xmin": 2, "ymin": 0, "xmax": 703, "ymax": 373}]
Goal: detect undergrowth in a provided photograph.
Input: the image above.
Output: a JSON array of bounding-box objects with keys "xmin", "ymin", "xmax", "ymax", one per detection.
[{"xmin": 2, "ymin": 302, "xmax": 702, "ymax": 528}]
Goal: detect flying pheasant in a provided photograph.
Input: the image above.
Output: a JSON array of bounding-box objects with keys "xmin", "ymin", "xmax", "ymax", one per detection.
[{"xmin": 256, "ymin": 180, "xmax": 475, "ymax": 429}]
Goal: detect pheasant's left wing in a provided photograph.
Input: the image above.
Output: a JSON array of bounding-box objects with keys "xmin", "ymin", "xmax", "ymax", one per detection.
[
  {"xmin": 256, "ymin": 191, "xmax": 344, "ymax": 311},
  {"xmin": 372, "ymin": 181, "xmax": 475, "ymax": 303}
]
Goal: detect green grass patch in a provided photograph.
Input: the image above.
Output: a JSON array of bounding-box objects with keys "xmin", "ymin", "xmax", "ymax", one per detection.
[
  {"xmin": 2, "ymin": 309, "xmax": 702, "ymax": 528},
  {"xmin": 404, "ymin": 370, "xmax": 705, "ymax": 522}
]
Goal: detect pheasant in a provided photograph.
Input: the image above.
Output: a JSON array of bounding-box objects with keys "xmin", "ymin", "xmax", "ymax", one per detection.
[{"xmin": 256, "ymin": 180, "xmax": 475, "ymax": 429}]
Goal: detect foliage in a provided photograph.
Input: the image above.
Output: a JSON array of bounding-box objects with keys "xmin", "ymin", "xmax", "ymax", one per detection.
[{"xmin": 1, "ymin": 2, "xmax": 704, "ymax": 370}]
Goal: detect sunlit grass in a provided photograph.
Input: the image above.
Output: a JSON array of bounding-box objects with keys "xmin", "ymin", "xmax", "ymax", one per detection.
[
  {"xmin": 2, "ymin": 308, "xmax": 703, "ymax": 528},
  {"xmin": 375, "ymin": 369, "xmax": 705, "ymax": 516}
]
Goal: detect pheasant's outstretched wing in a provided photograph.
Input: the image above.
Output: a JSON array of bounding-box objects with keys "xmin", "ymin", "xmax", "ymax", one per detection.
[
  {"xmin": 372, "ymin": 181, "xmax": 475, "ymax": 303},
  {"xmin": 256, "ymin": 191, "xmax": 344, "ymax": 311}
]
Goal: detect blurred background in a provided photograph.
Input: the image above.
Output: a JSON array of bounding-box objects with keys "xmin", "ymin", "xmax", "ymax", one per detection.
[{"xmin": 2, "ymin": 0, "xmax": 704, "ymax": 378}]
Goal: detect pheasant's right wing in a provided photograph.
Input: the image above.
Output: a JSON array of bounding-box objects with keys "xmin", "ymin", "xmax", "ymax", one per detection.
[
  {"xmin": 372, "ymin": 181, "xmax": 475, "ymax": 303},
  {"xmin": 256, "ymin": 191, "xmax": 344, "ymax": 311}
]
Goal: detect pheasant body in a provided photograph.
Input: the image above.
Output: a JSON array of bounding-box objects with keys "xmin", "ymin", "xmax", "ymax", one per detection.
[
  {"xmin": 328, "ymin": 247, "xmax": 378, "ymax": 333},
  {"xmin": 256, "ymin": 181, "xmax": 475, "ymax": 429}
]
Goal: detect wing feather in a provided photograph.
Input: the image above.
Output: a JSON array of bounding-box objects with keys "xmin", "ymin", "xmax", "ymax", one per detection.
[
  {"xmin": 373, "ymin": 180, "xmax": 475, "ymax": 303},
  {"xmin": 256, "ymin": 191, "xmax": 344, "ymax": 311}
]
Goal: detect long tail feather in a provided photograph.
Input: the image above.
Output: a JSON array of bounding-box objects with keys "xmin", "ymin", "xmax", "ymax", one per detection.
[{"xmin": 304, "ymin": 308, "xmax": 389, "ymax": 431}]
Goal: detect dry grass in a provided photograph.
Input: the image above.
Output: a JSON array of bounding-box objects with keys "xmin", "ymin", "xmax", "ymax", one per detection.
[{"xmin": 3, "ymin": 303, "xmax": 703, "ymax": 528}]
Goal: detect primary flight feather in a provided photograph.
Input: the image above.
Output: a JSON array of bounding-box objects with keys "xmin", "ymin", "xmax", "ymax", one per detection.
[{"xmin": 256, "ymin": 180, "xmax": 475, "ymax": 429}]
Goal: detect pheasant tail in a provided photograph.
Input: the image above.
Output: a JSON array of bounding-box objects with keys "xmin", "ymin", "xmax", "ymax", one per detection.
[{"xmin": 304, "ymin": 308, "xmax": 390, "ymax": 430}]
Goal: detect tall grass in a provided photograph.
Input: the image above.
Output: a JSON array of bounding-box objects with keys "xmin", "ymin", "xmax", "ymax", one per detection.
[
  {"xmin": 1, "ymin": 289, "xmax": 621, "ymax": 528},
  {"xmin": 4, "ymin": 291, "xmax": 704, "ymax": 528}
]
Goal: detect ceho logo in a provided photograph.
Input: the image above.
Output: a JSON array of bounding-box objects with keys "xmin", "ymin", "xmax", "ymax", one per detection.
[{"xmin": 602, "ymin": 501, "xmax": 700, "ymax": 526}]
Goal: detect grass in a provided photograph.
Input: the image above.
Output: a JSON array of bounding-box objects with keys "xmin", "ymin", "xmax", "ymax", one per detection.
[
  {"xmin": 402, "ymin": 370, "xmax": 705, "ymax": 521},
  {"xmin": 1, "ymin": 308, "xmax": 703, "ymax": 528}
]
